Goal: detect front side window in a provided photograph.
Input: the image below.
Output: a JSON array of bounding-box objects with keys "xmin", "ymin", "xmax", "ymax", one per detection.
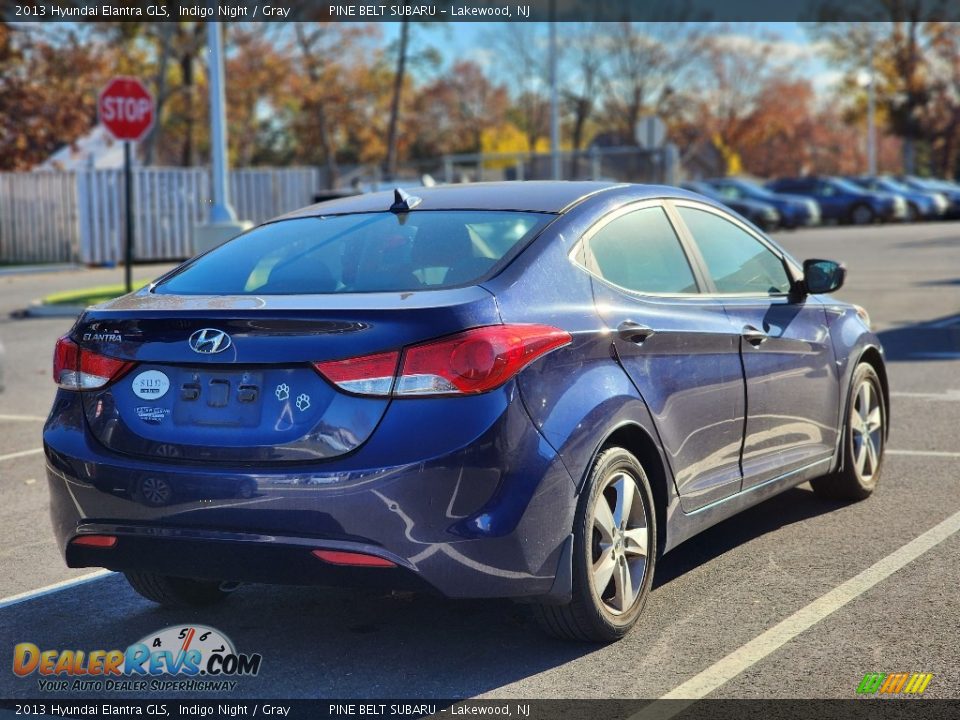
[
  {"xmin": 677, "ymin": 206, "xmax": 792, "ymax": 295},
  {"xmin": 156, "ymin": 211, "xmax": 551, "ymax": 295},
  {"xmin": 584, "ymin": 206, "xmax": 699, "ymax": 294}
]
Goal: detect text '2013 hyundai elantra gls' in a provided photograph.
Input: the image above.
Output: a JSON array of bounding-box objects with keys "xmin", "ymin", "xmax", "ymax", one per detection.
[{"xmin": 45, "ymin": 182, "xmax": 888, "ymax": 642}]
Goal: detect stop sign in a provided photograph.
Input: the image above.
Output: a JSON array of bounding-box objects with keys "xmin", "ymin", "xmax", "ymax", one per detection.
[{"xmin": 99, "ymin": 76, "xmax": 155, "ymax": 142}]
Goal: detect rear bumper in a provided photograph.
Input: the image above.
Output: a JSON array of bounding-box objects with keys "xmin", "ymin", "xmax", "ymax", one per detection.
[{"xmin": 44, "ymin": 385, "xmax": 577, "ymax": 600}]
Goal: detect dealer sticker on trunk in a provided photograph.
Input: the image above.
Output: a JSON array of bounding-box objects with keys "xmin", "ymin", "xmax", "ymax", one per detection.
[{"xmin": 131, "ymin": 370, "xmax": 170, "ymax": 400}]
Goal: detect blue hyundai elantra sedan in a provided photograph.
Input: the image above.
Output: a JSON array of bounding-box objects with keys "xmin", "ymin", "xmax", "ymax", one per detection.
[{"xmin": 45, "ymin": 182, "xmax": 887, "ymax": 642}]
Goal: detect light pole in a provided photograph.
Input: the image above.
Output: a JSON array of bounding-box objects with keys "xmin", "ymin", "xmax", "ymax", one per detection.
[
  {"xmin": 867, "ymin": 33, "xmax": 877, "ymax": 176},
  {"xmin": 207, "ymin": 20, "xmax": 236, "ymax": 224},
  {"xmin": 548, "ymin": 5, "xmax": 560, "ymax": 180},
  {"xmin": 857, "ymin": 32, "xmax": 878, "ymax": 176},
  {"xmin": 193, "ymin": 20, "xmax": 251, "ymax": 254}
]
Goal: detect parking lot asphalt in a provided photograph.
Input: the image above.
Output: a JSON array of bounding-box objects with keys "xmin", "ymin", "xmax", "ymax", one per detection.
[{"xmin": 0, "ymin": 224, "xmax": 958, "ymax": 701}]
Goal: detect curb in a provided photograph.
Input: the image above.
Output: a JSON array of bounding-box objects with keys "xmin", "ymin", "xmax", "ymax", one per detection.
[
  {"xmin": 0, "ymin": 264, "xmax": 81, "ymax": 277},
  {"xmin": 19, "ymin": 301, "xmax": 87, "ymax": 319}
]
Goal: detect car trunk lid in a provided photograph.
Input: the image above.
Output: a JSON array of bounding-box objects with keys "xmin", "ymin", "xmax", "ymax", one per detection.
[{"xmin": 76, "ymin": 287, "xmax": 500, "ymax": 464}]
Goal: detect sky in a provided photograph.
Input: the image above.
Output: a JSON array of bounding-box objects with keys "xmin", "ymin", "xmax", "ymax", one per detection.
[{"xmin": 378, "ymin": 21, "xmax": 835, "ymax": 95}]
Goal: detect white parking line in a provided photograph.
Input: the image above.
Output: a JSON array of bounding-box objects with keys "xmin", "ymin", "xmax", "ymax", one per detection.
[
  {"xmin": 633, "ymin": 507, "xmax": 960, "ymax": 716},
  {"xmin": 0, "ymin": 414, "xmax": 47, "ymax": 422},
  {"xmin": 891, "ymin": 390, "xmax": 960, "ymax": 401},
  {"xmin": 888, "ymin": 449, "xmax": 960, "ymax": 458},
  {"xmin": 0, "ymin": 570, "xmax": 113, "ymax": 610},
  {"xmin": 0, "ymin": 447, "xmax": 43, "ymax": 462}
]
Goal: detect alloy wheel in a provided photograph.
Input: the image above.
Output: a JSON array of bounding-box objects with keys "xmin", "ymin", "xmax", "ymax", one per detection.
[
  {"xmin": 852, "ymin": 205, "xmax": 873, "ymax": 225},
  {"xmin": 589, "ymin": 470, "xmax": 650, "ymax": 615},
  {"xmin": 850, "ymin": 379, "xmax": 883, "ymax": 481}
]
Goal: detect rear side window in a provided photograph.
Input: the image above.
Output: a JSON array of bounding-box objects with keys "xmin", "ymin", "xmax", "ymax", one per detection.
[
  {"xmin": 156, "ymin": 211, "xmax": 551, "ymax": 295},
  {"xmin": 677, "ymin": 206, "xmax": 792, "ymax": 295},
  {"xmin": 584, "ymin": 206, "xmax": 699, "ymax": 294}
]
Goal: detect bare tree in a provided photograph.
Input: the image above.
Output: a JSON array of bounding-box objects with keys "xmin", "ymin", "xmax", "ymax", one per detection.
[
  {"xmin": 489, "ymin": 23, "xmax": 551, "ymax": 153},
  {"xmin": 599, "ymin": 22, "xmax": 706, "ymax": 142},
  {"xmin": 384, "ymin": 16, "xmax": 444, "ymax": 179},
  {"xmin": 561, "ymin": 23, "xmax": 604, "ymax": 151},
  {"xmin": 293, "ymin": 23, "xmax": 344, "ymax": 188},
  {"xmin": 384, "ymin": 19, "xmax": 410, "ymax": 179},
  {"xmin": 810, "ymin": 14, "xmax": 939, "ymax": 174}
]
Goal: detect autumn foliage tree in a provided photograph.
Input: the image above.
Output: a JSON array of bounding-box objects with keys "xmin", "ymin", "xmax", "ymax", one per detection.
[{"xmin": 0, "ymin": 24, "xmax": 109, "ymax": 171}]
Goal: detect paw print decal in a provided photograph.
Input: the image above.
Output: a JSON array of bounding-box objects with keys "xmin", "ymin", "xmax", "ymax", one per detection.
[
  {"xmin": 275, "ymin": 383, "xmax": 290, "ymax": 402},
  {"xmin": 295, "ymin": 393, "xmax": 311, "ymax": 412}
]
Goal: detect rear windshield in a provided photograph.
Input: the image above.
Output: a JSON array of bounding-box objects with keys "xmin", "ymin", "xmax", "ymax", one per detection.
[{"xmin": 155, "ymin": 211, "xmax": 552, "ymax": 295}]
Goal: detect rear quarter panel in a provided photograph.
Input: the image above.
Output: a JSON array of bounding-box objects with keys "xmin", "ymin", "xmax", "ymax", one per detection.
[{"xmin": 484, "ymin": 189, "xmax": 679, "ymax": 502}]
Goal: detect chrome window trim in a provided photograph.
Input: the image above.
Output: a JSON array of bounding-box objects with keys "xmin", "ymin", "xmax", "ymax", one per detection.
[
  {"xmin": 567, "ymin": 199, "xmax": 711, "ymax": 300},
  {"xmin": 667, "ymin": 199, "xmax": 802, "ymax": 299}
]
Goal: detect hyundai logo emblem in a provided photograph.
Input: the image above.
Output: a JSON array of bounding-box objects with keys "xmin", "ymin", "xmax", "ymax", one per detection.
[{"xmin": 188, "ymin": 328, "xmax": 232, "ymax": 354}]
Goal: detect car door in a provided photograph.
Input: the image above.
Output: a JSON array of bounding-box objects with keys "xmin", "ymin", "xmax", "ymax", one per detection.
[
  {"xmin": 672, "ymin": 202, "xmax": 840, "ymax": 490},
  {"xmin": 811, "ymin": 180, "xmax": 850, "ymax": 221},
  {"xmin": 577, "ymin": 201, "xmax": 746, "ymax": 512}
]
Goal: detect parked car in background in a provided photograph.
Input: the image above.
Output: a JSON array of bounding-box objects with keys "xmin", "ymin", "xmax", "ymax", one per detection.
[
  {"xmin": 44, "ymin": 181, "xmax": 887, "ymax": 643},
  {"xmin": 680, "ymin": 180, "xmax": 780, "ymax": 231},
  {"xmin": 897, "ymin": 176, "xmax": 960, "ymax": 219},
  {"xmin": 706, "ymin": 177, "xmax": 820, "ymax": 229},
  {"xmin": 847, "ymin": 176, "xmax": 947, "ymax": 221},
  {"xmin": 767, "ymin": 176, "xmax": 906, "ymax": 225}
]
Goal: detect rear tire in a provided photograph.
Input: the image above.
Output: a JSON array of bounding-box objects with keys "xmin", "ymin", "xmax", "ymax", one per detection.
[
  {"xmin": 533, "ymin": 447, "xmax": 656, "ymax": 642},
  {"xmin": 850, "ymin": 203, "xmax": 875, "ymax": 225},
  {"xmin": 811, "ymin": 363, "xmax": 885, "ymax": 501},
  {"xmin": 125, "ymin": 572, "xmax": 235, "ymax": 608}
]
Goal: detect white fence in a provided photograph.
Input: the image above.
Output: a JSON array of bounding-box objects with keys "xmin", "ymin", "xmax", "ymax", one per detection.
[
  {"xmin": 0, "ymin": 173, "xmax": 79, "ymax": 263},
  {"xmin": 0, "ymin": 167, "xmax": 321, "ymax": 265}
]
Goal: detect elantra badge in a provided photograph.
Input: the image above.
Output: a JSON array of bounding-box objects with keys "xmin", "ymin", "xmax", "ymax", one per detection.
[{"xmin": 188, "ymin": 328, "xmax": 232, "ymax": 354}]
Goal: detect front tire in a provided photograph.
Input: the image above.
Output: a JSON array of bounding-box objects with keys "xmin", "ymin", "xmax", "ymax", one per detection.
[
  {"xmin": 533, "ymin": 447, "xmax": 656, "ymax": 642},
  {"xmin": 125, "ymin": 572, "xmax": 236, "ymax": 608},
  {"xmin": 811, "ymin": 363, "xmax": 885, "ymax": 501}
]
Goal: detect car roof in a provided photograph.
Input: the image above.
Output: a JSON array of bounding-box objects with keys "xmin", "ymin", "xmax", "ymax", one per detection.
[{"xmin": 279, "ymin": 181, "xmax": 629, "ymax": 218}]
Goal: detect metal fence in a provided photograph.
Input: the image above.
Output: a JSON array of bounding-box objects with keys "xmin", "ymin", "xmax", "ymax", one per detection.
[
  {"xmin": 0, "ymin": 172, "xmax": 79, "ymax": 264},
  {"xmin": 0, "ymin": 167, "xmax": 321, "ymax": 265},
  {"xmin": 439, "ymin": 146, "xmax": 680, "ymax": 185}
]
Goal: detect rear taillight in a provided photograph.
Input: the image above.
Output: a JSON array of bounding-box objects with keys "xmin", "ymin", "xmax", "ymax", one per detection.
[
  {"xmin": 313, "ymin": 350, "xmax": 399, "ymax": 396},
  {"xmin": 313, "ymin": 324, "xmax": 571, "ymax": 397},
  {"xmin": 53, "ymin": 336, "xmax": 134, "ymax": 390}
]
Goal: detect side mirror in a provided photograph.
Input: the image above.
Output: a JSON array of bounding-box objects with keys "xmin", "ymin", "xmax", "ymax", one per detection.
[{"xmin": 803, "ymin": 258, "xmax": 846, "ymax": 295}]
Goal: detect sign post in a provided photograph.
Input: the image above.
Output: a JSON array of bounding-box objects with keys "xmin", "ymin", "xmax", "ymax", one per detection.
[{"xmin": 98, "ymin": 77, "xmax": 155, "ymax": 292}]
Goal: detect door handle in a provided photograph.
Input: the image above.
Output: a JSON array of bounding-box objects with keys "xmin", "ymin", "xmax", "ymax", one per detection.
[
  {"xmin": 742, "ymin": 325, "xmax": 768, "ymax": 346},
  {"xmin": 617, "ymin": 321, "xmax": 656, "ymax": 344}
]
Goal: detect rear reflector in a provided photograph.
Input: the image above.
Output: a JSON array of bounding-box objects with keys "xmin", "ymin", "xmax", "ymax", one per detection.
[
  {"xmin": 54, "ymin": 336, "xmax": 134, "ymax": 391},
  {"xmin": 70, "ymin": 535, "xmax": 118, "ymax": 548},
  {"xmin": 313, "ymin": 324, "xmax": 571, "ymax": 397},
  {"xmin": 311, "ymin": 549, "xmax": 396, "ymax": 567}
]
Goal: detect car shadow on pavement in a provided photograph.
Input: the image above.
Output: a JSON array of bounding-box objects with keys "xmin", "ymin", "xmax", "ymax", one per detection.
[
  {"xmin": 877, "ymin": 313, "xmax": 960, "ymax": 361},
  {"xmin": 653, "ymin": 486, "xmax": 845, "ymax": 588},
  {"xmin": 1, "ymin": 487, "xmax": 853, "ymax": 701},
  {"xmin": 0, "ymin": 572, "xmax": 594, "ymax": 700}
]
